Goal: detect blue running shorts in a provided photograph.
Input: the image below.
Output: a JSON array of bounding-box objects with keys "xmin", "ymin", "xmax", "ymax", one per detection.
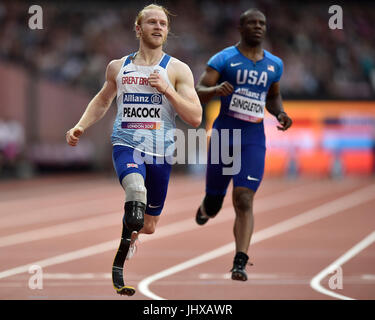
[
  {"xmin": 205, "ymin": 141, "xmax": 266, "ymax": 196},
  {"xmin": 112, "ymin": 145, "xmax": 172, "ymax": 216}
]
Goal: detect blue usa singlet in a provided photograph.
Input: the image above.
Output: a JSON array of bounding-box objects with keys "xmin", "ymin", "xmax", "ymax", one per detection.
[{"xmin": 208, "ymin": 45, "xmax": 283, "ymax": 147}]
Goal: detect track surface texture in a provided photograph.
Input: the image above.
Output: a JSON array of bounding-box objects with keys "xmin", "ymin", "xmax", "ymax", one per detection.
[{"xmin": 0, "ymin": 173, "xmax": 374, "ymax": 300}]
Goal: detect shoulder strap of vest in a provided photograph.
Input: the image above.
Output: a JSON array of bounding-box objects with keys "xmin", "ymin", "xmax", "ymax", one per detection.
[
  {"xmin": 159, "ymin": 54, "xmax": 171, "ymax": 69},
  {"xmin": 123, "ymin": 52, "xmax": 137, "ymax": 67}
]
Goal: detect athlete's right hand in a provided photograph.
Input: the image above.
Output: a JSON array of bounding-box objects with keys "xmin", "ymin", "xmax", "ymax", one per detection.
[
  {"xmin": 66, "ymin": 126, "xmax": 84, "ymax": 147},
  {"xmin": 214, "ymin": 81, "xmax": 234, "ymax": 96}
]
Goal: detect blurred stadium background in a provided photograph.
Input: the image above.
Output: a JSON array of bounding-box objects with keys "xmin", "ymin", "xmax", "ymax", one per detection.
[{"xmin": 0, "ymin": 0, "xmax": 374, "ymax": 180}]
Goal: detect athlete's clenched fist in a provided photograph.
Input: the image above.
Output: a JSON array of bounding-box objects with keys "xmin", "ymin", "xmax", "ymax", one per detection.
[
  {"xmin": 148, "ymin": 70, "xmax": 169, "ymax": 94},
  {"xmin": 214, "ymin": 81, "xmax": 234, "ymax": 96},
  {"xmin": 66, "ymin": 126, "xmax": 84, "ymax": 147}
]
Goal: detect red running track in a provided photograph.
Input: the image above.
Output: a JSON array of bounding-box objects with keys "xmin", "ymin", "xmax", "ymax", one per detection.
[{"xmin": 0, "ymin": 173, "xmax": 374, "ymax": 300}]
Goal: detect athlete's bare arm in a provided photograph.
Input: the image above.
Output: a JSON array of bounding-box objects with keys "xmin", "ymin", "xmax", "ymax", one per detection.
[
  {"xmin": 148, "ymin": 59, "xmax": 202, "ymax": 128},
  {"xmin": 66, "ymin": 59, "xmax": 121, "ymax": 146},
  {"xmin": 195, "ymin": 66, "xmax": 234, "ymax": 104},
  {"xmin": 265, "ymin": 81, "xmax": 292, "ymax": 131}
]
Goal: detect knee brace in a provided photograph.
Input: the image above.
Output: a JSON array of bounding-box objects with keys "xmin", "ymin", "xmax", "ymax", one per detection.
[
  {"xmin": 123, "ymin": 201, "xmax": 145, "ymax": 234},
  {"xmin": 122, "ymin": 173, "xmax": 147, "ymax": 203},
  {"xmin": 202, "ymin": 194, "xmax": 225, "ymax": 218}
]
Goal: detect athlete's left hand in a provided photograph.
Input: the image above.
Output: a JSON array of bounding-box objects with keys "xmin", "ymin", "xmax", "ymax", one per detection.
[
  {"xmin": 149, "ymin": 70, "xmax": 169, "ymax": 95},
  {"xmin": 276, "ymin": 112, "xmax": 292, "ymax": 131}
]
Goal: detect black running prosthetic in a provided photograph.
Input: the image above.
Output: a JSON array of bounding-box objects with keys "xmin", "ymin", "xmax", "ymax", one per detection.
[
  {"xmin": 123, "ymin": 201, "xmax": 145, "ymax": 231},
  {"xmin": 112, "ymin": 201, "xmax": 145, "ymax": 296}
]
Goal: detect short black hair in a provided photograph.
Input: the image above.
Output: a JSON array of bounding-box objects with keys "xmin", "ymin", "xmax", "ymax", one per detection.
[{"xmin": 239, "ymin": 9, "xmax": 266, "ymax": 26}]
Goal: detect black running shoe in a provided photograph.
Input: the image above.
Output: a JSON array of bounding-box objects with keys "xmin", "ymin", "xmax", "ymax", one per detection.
[
  {"xmin": 231, "ymin": 252, "xmax": 252, "ymax": 281},
  {"xmin": 195, "ymin": 207, "xmax": 209, "ymax": 225}
]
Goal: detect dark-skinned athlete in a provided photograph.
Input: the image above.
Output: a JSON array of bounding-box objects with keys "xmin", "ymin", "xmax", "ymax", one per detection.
[{"xmin": 195, "ymin": 9, "xmax": 292, "ymax": 281}]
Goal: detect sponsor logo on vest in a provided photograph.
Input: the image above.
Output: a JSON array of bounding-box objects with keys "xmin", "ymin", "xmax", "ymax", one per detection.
[{"xmin": 123, "ymin": 93, "xmax": 162, "ymax": 105}]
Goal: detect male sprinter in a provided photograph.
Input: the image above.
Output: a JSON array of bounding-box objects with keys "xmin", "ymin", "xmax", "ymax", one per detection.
[
  {"xmin": 66, "ymin": 4, "xmax": 202, "ymax": 296},
  {"xmin": 195, "ymin": 9, "xmax": 292, "ymax": 281}
]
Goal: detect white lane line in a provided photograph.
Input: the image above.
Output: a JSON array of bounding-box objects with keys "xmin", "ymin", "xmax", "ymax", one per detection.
[
  {"xmin": 361, "ymin": 274, "xmax": 375, "ymax": 281},
  {"xmin": 138, "ymin": 183, "xmax": 375, "ymax": 300},
  {"xmin": 0, "ymin": 240, "xmax": 117, "ymax": 281},
  {"xmin": 0, "ymin": 192, "xmax": 211, "ymax": 247},
  {"xmin": 0, "ymin": 197, "xmax": 120, "ymax": 229},
  {"xmin": 310, "ymin": 231, "xmax": 375, "ymax": 300},
  {"xmin": 0, "ymin": 189, "xmax": 193, "ymax": 229},
  {"xmin": 0, "ymin": 212, "xmax": 120, "ymax": 248},
  {"xmin": 0, "ymin": 177, "xmax": 203, "ymax": 227},
  {"xmin": 0, "ymin": 196, "xmax": 205, "ymax": 248},
  {"xmin": 43, "ymin": 273, "xmax": 112, "ymax": 280},
  {"xmin": 0, "ymin": 179, "xmax": 338, "ymax": 247},
  {"xmin": 198, "ymin": 273, "xmax": 280, "ymax": 280},
  {"xmin": 0, "ymin": 178, "xmax": 323, "ymax": 229},
  {"xmin": 0, "ymin": 181, "xmax": 369, "ymax": 285},
  {"xmin": 0, "ymin": 180, "xmax": 319, "ymax": 278},
  {"xmin": 0, "ymin": 178, "xmax": 112, "ymax": 202},
  {"xmin": 0, "ymin": 214, "xmax": 232, "ymax": 280},
  {"xmin": 0, "ymin": 273, "xmax": 111, "ymax": 280}
]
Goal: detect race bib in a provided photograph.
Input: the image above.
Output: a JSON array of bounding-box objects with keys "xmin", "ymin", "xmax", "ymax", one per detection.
[
  {"xmin": 228, "ymin": 89, "xmax": 266, "ymax": 123},
  {"xmin": 121, "ymin": 93, "xmax": 162, "ymax": 129}
]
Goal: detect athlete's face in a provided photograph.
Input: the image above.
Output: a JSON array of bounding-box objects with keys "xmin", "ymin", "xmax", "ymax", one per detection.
[
  {"xmin": 239, "ymin": 12, "xmax": 266, "ymax": 46},
  {"xmin": 137, "ymin": 9, "xmax": 169, "ymax": 48}
]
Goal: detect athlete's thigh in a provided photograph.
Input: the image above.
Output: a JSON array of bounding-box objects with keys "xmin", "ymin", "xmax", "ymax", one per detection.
[
  {"xmin": 232, "ymin": 143, "xmax": 266, "ymax": 192},
  {"xmin": 144, "ymin": 158, "xmax": 172, "ymax": 216},
  {"xmin": 205, "ymin": 140, "xmax": 232, "ymax": 196},
  {"xmin": 112, "ymin": 145, "xmax": 146, "ymax": 183}
]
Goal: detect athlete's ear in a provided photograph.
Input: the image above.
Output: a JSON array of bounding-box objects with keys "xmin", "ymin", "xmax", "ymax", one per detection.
[
  {"xmin": 237, "ymin": 24, "xmax": 245, "ymax": 38},
  {"xmin": 135, "ymin": 24, "xmax": 142, "ymax": 38}
]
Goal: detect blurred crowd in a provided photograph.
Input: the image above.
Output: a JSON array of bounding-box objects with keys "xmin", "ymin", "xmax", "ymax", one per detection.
[
  {"xmin": 0, "ymin": 0, "xmax": 374, "ymax": 99},
  {"xmin": 0, "ymin": 117, "xmax": 25, "ymax": 177}
]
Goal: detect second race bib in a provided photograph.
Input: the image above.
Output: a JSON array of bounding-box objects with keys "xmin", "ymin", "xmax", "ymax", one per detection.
[{"xmin": 227, "ymin": 88, "xmax": 266, "ymax": 123}]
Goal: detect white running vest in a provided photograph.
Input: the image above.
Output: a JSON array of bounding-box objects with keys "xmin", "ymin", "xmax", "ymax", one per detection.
[{"xmin": 111, "ymin": 52, "xmax": 177, "ymax": 156}]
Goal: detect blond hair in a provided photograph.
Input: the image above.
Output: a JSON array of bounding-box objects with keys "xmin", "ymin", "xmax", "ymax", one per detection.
[{"xmin": 134, "ymin": 4, "xmax": 172, "ymax": 35}]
